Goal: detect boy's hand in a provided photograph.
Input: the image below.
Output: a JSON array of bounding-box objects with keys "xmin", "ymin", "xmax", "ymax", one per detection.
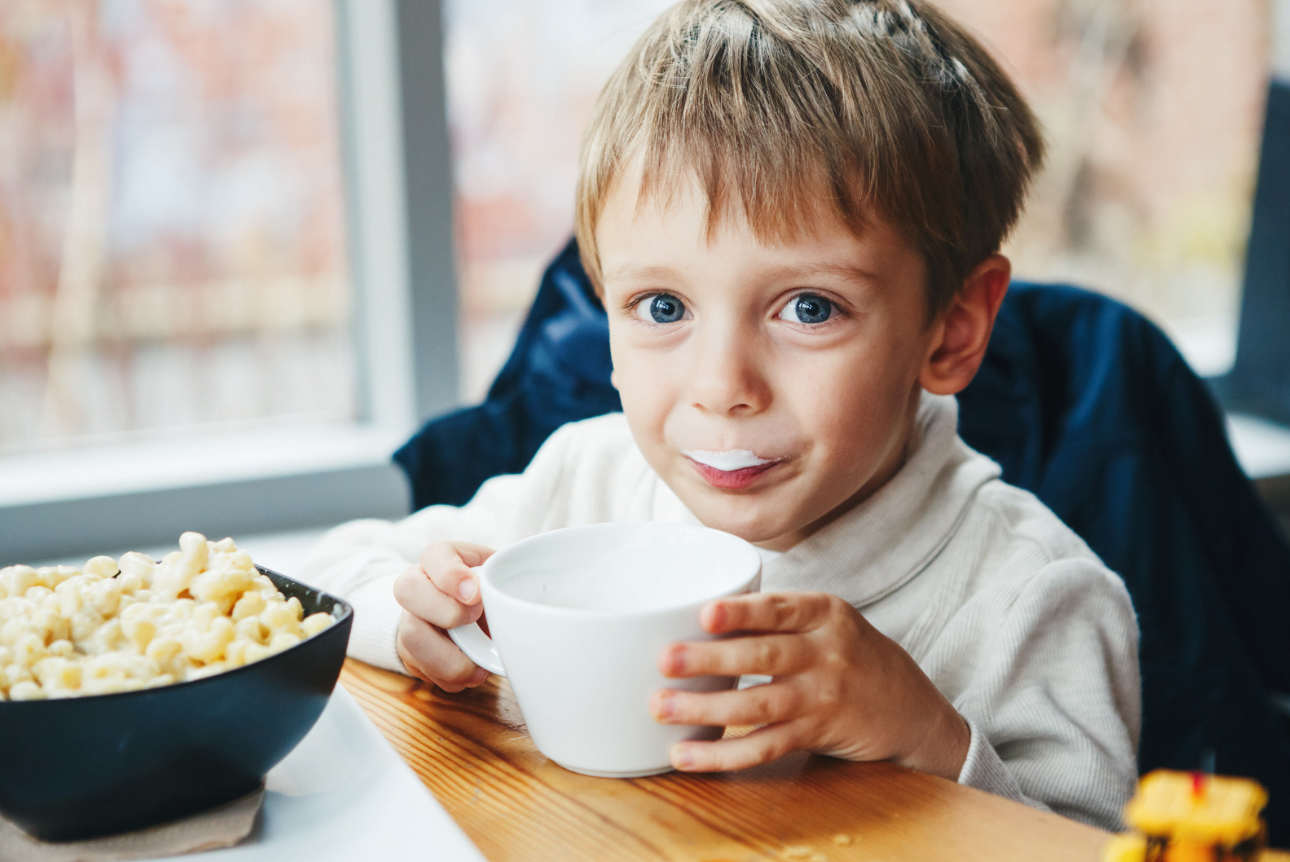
[
  {"xmin": 393, "ymin": 541, "xmax": 494, "ymax": 692},
  {"xmin": 650, "ymin": 592, "xmax": 971, "ymax": 779}
]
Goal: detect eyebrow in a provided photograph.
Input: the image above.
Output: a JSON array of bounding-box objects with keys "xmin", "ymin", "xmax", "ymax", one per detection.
[
  {"xmin": 601, "ymin": 261, "xmax": 882, "ymax": 286},
  {"xmin": 601, "ymin": 264, "xmax": 681, "ymax": 284},
  {"xmin": 760, "ymin": 262, "xmax": 883, "ymax": 285}
]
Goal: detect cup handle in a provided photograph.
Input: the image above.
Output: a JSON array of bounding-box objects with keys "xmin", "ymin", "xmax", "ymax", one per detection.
[{"xmin": 448, "ymin": 622, "xmax": 507, "ymax": 677}]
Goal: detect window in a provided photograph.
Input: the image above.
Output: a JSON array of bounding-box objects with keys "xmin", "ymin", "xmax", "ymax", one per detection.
[
  {"xmin": 1, "ymin": 1, "xmax": 353, "ymax": 451},
  {"xmin": 977, "ymin": 0, "xmax": 1267, "ymax": 378},
  {"xmin": 443, "ymin": 0, "xmax": 673, "ymax": 400},
  {"xmin": 0, "ymin": 0, "xmax": 458, "ymax": 562}
]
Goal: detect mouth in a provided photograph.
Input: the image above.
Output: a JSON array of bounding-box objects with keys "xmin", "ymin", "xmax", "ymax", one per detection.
[{"xmin": 683, "ymin": 449, "xmax": 782, "ymax": 490}]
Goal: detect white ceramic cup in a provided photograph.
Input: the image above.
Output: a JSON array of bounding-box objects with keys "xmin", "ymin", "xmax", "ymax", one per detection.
[{"xmin": 448, "ymin": 521, "xmax": 762, "ymax": 778}]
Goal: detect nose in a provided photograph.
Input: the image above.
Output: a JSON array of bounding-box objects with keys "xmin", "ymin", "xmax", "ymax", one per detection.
[{"xmin": 686, "ymin": 320, "xmax": 771, "ymax": 416}]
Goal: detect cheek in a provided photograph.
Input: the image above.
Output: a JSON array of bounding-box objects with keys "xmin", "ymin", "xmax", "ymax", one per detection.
[
  {"xmin": 791, "ymin": 383, "xmax": 885, "ymax": 465},
  {"xmin": 777, "ymin": 339, "xmax": 919, "ymax": 458},
  {"xmin": 609, "ymin": 340, "xmax": 675, "ymax": 430}
]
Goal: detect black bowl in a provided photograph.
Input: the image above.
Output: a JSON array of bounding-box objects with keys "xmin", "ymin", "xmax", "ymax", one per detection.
[{"xmin": 0, "ymin": 567, "xmax": 352, "ymax": 841}]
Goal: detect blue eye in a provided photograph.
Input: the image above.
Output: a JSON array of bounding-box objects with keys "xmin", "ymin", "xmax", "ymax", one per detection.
[
  {"xmin": 779, "ymin": 293, "xmax": 833, "ymax": 324},
  {"xmin": 636, "ymin": 294, "xmax": 687, "ymax": 323}
]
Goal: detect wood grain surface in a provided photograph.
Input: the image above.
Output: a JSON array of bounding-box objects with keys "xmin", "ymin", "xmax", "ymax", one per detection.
[{"xmin": 341, "ymin": 659, "xmax": 1129, "ymax": 862}]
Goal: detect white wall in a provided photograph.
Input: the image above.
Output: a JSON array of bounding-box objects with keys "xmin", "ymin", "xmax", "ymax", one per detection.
[{"xmin": 1277, "ymin": 0, "xmax": 1290, "ymax": 79}]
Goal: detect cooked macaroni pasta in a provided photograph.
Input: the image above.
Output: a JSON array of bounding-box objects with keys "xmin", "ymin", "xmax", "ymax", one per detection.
[{"xmin": 0, "ymin": 533, "xmax": 335, "ymax": 701}]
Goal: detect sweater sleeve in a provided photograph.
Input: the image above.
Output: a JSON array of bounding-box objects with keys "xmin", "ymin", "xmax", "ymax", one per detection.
[
  {"xmin": 952, "ymin": 559, "xmax": 1140, "ymax": 831},
  {"xmin": 294, "ymin": 422, "xmax": 586, "ymax": 672},
  {"xmin": 956, "ymin": 716, "xmax": 1043, "ymax": 809}
]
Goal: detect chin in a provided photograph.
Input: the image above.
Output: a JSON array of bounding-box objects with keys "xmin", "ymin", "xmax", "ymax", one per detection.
[{"xmin": 689, "ymin": 501, "xmax": 793, "ymax": 546}]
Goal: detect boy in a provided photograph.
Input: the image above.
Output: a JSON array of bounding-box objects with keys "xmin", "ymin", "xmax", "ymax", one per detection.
[{"xmin": 300, "ymin": 0, "xmax": 1139, "ymax": 830}]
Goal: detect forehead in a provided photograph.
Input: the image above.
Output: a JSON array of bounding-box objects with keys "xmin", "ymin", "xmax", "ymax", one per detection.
[
  {"xmin": 595, "ymin": 159, "xmax": 923, "ymax": 286},
  {"xmin": 601, "ymin": 149, "xmax": 863, "ymax": 246}
]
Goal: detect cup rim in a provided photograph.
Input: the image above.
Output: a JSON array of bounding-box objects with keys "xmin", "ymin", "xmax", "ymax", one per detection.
[{"xmin": 478, "ymin": 521, "xmax": 761, "ymax": 618}]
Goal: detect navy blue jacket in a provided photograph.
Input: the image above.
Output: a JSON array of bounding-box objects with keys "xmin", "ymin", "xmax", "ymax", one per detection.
[{"xmin": 395, "ymin": 240, "xmax": 1290, "ymax": 840}]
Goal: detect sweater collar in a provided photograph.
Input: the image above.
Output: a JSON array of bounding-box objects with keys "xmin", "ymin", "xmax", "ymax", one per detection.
[{"xmin": 759, "ymin": 392, "xmax": 1000, "ymax": 607}]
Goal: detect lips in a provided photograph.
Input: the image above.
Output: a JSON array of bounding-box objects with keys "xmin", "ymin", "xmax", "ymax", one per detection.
[
  {"xmin": 682, "ymin": 449, "xmax": 782, "ymax": 490},
  {"xmin": 688, "ymin": 460, "xmax": 780, "ymax": 489},
  {"xmin": 683, "ymin": 449, "xmax": 774, "ymax": 471}
]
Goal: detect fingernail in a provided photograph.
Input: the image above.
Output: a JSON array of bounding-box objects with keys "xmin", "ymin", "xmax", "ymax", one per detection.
[
  {"xmin": 458, "ymin": 579, "xmax": 477, "ymax": 603},
  {"xmin": 469, "ymin": 666, "xmax": 489, "ymax": 685},
  {"xmin": 663, "ymin": 645, "xmax": 685, "ymax": 676},
  {"xmin": 655, "ymin": 692, "xmax": 675, "ymax": 720},
  {"xmin": 672, "ymin": 745, "xmax": 694, "ymax": 770}
]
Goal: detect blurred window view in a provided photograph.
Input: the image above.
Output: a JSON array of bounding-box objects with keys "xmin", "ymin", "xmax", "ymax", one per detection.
[
  {"xmin": 444, "ymin": 0, "xmax": 1270, "ymax": 398},
  {"xmin": 0, "ymin": 0, "xmax": 352, "ymax": 455}
]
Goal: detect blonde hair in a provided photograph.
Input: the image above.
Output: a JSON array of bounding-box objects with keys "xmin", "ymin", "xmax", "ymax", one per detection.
[{"xmin": 575, "ymin": 0, "xmax": 1045, "ymax": 316}]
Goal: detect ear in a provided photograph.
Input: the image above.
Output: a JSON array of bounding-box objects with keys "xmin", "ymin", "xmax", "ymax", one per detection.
[
  {"xmin": 610, "ymin": 368, "xmax": 620, "ymax": 390},
  {"xmin": 919, "ymin": 255, "xmax": 1010, "ymax": 396}
]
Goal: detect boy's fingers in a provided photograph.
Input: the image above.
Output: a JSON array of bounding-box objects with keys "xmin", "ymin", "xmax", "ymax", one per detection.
[
  {"xmin": 670, "ymin": 723, "xmax": 800, "ymax": 772},
  {"xmin": 395, "ymin": 612, "xmax": 489, "ymax": 693},
  {"xmin": 651, "ymin": 682, "xmax": 802, "ymax": 728},
  {"xmin": 429, "ymin": 540, "xmax": 496, "ymax": 569},
  {"xmin": 701, "ymin": 591, "xmax": 838, "ymax": 635},
  {"xmin": 393, "ymin": 564, "xmax": 484, "ymax": 629},
  {"xmin": 659, "ymin": 633, "xmax": 811, "ymax": 678},
  {"xmin": 419, "ymin": 541, "xmax": 494, "ymax": 604}
]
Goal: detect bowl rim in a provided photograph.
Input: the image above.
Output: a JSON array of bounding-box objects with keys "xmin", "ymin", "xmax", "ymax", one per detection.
[{"xmin": 0, "ymin": 565, "xmax": 353, "ymax": 708}]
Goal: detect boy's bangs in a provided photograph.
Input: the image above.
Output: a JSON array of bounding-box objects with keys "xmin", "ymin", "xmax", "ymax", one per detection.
[
  {"xmin": 576, "ymin": 0, "xmax": 1045, "ymax": 313},
  {"xmin": 576, "ymin": 0, "xmax": 951, "ymax": 300},
  {"xmin": 632, "ymin": 126, "xmax": 869, "ymax": 250}
]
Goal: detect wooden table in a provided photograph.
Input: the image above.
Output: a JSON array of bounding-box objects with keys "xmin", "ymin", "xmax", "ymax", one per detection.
[{"xmin": 340, "ymin": 660, "xmax": 1288, "ymax": 862}]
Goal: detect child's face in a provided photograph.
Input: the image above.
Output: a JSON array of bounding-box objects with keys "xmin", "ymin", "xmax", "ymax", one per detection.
[{"xmin": 597, "ymin": 172, "xmax": 943, "ymax": 550}]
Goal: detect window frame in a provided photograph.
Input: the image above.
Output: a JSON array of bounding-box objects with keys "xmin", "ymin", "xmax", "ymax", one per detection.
[{"xmin": 0, "ymin": 0, "xmax": 459, "ymax": 564}]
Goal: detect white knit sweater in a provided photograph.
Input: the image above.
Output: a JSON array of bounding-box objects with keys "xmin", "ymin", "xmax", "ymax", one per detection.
[{"xmin": 297, "ymin": 393, "xmax": 1140, "ymax": 830}]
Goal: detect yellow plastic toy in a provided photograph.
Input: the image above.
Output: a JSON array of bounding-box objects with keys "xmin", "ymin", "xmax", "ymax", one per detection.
[{"xmin": 1104, "ymin": 770, "xmax": 1268, "ymax": 862}]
